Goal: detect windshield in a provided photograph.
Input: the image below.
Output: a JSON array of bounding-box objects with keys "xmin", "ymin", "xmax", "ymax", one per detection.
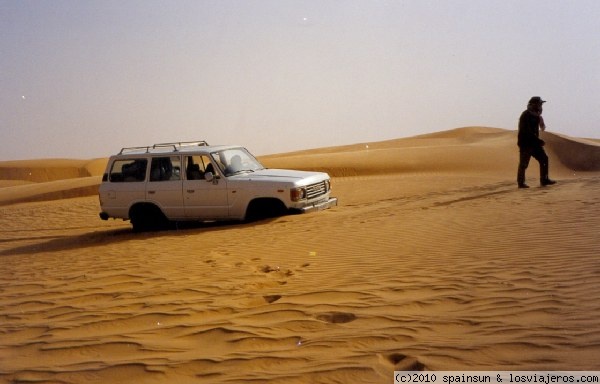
[{"xmin": 211, "ymin": 148, "xmax": 265, "ymax": 176}]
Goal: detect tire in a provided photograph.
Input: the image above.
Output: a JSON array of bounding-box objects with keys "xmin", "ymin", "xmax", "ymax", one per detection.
[
  {"xmin": 130, "ymin": 204, "xmax": 169, "ymax": 232},
  {"xmin": 245, "ymin": 199, "xmax": 287, "ymax": 222}
]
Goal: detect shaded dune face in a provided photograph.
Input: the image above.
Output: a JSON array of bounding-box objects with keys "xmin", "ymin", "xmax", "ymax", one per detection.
[{"xmin": 542, "ymin": 133, "xmax": 600, "ymax": 171}]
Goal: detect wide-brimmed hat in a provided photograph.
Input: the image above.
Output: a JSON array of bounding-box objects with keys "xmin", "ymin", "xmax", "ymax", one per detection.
[{"xmin": 528, "ymin": 96, "xmax": 546, "ymax": 104}]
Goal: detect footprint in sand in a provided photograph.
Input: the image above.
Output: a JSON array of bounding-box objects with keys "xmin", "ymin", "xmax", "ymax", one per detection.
[
  {"xmin": 263, "ymin": 295, "xmax": 282, "ymax": 304},
  {"xmin": 315, "ymin": 311, "xmax": 356, "ymax": 324},
  {"xmin": 386, "ymin": 353, "xmax": 425, "ymax": 371},
  {"xmin": 259, "ymin": 265, "xmax": 294, "ymax": 276}
]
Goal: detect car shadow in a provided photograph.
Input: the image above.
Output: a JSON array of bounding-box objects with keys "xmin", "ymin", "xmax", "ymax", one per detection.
[{"xmin": 0, "ymin": 218, "xmax": 280, "ymax": 257}]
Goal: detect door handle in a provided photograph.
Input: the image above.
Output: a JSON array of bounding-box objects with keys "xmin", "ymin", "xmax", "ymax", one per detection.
[
  {"xmin": 148, "ymin": 190, "xmax": 155, "ymax": 194},
  {"xmin": 187, "ymin": 189, "xmax": 195, "ymax": 193}
]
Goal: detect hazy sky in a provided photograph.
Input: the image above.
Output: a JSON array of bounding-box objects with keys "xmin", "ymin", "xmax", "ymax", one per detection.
[{"xmin": 2, "ymin": 0, "xmax": 599, "ymax": 160}]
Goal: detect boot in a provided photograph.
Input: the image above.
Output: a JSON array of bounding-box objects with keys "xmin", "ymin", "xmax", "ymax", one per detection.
[
  {"xmin": 517, "ymin": 167, "xmax": 528, "ymax": 188},
  {"xmin": 541, "ymin": 178, "xmax": 556, "ymax": 186},
  {"xmin": 540, "ymin": 161, "xmax": 555, "ymax": 186}
]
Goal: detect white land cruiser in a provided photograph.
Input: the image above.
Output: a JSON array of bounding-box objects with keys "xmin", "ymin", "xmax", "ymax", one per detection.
[{"xmin": 99, "ymin": 141, "xmax": 337, "ymax": 231}]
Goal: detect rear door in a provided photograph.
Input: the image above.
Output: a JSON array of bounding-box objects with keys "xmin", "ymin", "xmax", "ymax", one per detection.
[
  {"xmin": 146, "ymin": 156, "xmax": 185, "ymax": 219},
  {"xmin": 100, "ymin": 157, "xmax": 148, "ymax": 218}
]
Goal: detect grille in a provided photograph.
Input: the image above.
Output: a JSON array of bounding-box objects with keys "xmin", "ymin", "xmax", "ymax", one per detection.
[{"xmin": 305, "ymin": 181, "xmax": 328, "ymax": 199}]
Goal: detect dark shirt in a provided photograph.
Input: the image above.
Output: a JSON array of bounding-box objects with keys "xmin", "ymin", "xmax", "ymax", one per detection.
[{"xmin": 518, "ymin": 109, "xmax": 543, "ymax": 148}]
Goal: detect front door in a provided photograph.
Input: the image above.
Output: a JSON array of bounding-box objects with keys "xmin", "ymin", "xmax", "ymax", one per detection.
[{"xmin": 183, "ymin": 155, "xmax": 229, "ymax": 219}]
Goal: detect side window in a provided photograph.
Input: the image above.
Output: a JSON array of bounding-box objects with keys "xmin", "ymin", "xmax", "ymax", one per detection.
[
  {"xmin": 109, "ymin": 159, "xmax": 147, "ymax": 182},
  {"xmin": 150, "ymin": 156, "xmax": 181, "ymax": 182},
  {"xmin": 185, "ymin": 155, "xmax": 214, "ymax": 180}
]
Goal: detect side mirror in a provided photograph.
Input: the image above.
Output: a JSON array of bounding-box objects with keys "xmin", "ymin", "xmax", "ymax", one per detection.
[{"xmin": 205, "ymin": 172, "xmax": 214, "ymax": 182}]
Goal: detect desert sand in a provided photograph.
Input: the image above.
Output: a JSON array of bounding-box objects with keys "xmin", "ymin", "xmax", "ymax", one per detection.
[{"xmin": 1, "ymin": 127, "xmax": 599, "ymax": 383}]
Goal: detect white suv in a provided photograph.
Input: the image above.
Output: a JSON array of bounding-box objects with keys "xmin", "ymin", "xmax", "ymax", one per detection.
[{"xmin": 98, "ymin": 141, "xmax": 337, "ymax": 231}]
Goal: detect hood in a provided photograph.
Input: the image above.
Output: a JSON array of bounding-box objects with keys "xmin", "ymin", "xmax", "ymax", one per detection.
[{"xmin": 229, "ymin": 168, "xmax": 327, "ymax": 184}]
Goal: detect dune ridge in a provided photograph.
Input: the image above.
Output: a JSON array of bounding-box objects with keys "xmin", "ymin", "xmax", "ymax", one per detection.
[{"xmin": 1, "ymin": 127, "xmax": 599, "ymax": 383}]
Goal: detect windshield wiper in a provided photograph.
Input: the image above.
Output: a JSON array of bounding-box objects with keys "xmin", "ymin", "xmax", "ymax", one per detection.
[{"xmin": 229, "ymin": 169, "xmax": 254, "ymax": 176}]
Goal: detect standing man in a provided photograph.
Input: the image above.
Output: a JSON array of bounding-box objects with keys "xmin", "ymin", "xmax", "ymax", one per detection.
[{"xmin": 517, "ymin": 96, "xmax": 556, "ymax": 188}]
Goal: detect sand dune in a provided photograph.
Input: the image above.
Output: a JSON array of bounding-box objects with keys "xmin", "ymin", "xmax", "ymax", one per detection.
[
  {"xmin": 260, "ymin": 127, "xmax": 597, "ymax": 177},
  {"xmin": 0, "ymin": 176, "xmax": 102, "ymax": 206},
  {"xmin": 2, "ymin": 127, "xmax": 598, "ymax": 205},
  {"xmin": 0, "ymin": 158, "xmax": 106, "ymax": 206},
  {"xmin": 0, "ymin": 158, "xmax": 105, "ymax": 182},
  {"xmin": 1, "ymin": 127, "xmax": 600, "ymax": 383}
]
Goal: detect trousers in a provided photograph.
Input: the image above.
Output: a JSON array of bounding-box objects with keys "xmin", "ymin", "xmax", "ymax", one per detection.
[{"xmin": 517, "ymin": 146, "xmax": 549, "ymax": 185}]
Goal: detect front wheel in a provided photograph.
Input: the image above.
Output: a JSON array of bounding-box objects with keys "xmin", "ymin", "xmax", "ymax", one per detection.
[{"xmin": 245, "ymin": 199, "xmax": 287, "ymax": 222}]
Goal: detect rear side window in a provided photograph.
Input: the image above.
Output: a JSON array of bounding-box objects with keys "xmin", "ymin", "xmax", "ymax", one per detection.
[
  {"xmin": 150, "ymin": 156, "xmax": 182, "ymax": 182},
  {"xmin": 109, "ymin": 159, "xmax": 148, "ymax": 182}
]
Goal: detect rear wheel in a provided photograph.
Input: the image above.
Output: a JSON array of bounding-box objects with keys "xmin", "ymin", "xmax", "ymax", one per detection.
[{"xmin": 130, "ymin": 204, "xmax": 169, "ymax": 232}]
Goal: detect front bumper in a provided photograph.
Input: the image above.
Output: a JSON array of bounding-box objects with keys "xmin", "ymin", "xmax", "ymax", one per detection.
[{"xmin": 298, "ymin": 197, "xmax": 338, "ymax": 213}]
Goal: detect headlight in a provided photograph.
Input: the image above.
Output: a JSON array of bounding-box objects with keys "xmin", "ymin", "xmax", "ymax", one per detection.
[
  {"xmin": 325, "ymin": 179, "xmax": 331, "ymax": 192},
  {"xmin": 290, "ymin": 187, "xmax": 306, "ymax": 201}
]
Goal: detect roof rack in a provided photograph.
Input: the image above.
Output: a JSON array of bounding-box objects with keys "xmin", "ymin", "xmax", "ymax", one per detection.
[
  {"xmin": 119, "ymin": 140, "xmax": 209, "ymax": 155},
  {"xmin": 118, "ymin": 146, "xmax": 152, "ymax": 154},
  {"xmin": 154, "ymin": 140, "xmax": 209, "ymax": 151}
]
